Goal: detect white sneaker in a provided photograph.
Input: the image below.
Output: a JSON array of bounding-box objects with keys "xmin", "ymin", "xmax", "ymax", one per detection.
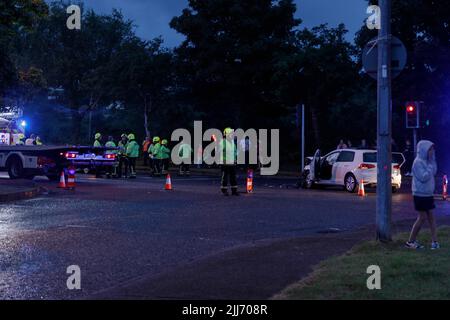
[{"xmin": 431, "ymin": 242, "xmax": 440, "ymax": 250}]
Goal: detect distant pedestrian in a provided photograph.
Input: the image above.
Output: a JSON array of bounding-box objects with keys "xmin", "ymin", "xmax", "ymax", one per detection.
[
  {"xmin": 94, "ymin": 133, "xmax": 102, "ymax": 147},
  {"xmin": 35, "ymin": 136, "xmax": 43, "ymax": 145},
  {"xmin": 105, "ymin": 136, "xmax": 117, "ymax": 178},
  {"xmin": 336, "ymin": 139, "xmax": 347, "ymax": 150},
  {"xmin": 178, "ymin": 142, "xmax": 192, "ymax": 176},
  {"xmin": 358, "ymin": 139, "xmax": 368, "ymax": 149},
  {"xmin": 126, "ymin": 133, "xmax": 139, "ymax": 179},
  {"xmin": 160, "ymin": 139, "xmax": 171, "ymax": 175},
  {"xmin": 142, "ymin": 136, "xmax": 151, "ymax": 166},
  {"xmin": 346, "ymin": 140, "xmax": 353, "ymax": 149},
  {"xmin": 405, "ymin": 140, "xmax": 439, "ymax": 250}
]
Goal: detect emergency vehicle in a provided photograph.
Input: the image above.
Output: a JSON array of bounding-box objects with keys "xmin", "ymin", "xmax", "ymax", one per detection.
[{"xmin": 0, "ymin": 112, "xmax": 117, "ymax": 179}]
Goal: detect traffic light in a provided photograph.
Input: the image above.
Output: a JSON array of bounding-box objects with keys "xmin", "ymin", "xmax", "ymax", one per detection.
[{"xmin": 405, "ymin": 101, "xmax": 420, "ymax": 128}]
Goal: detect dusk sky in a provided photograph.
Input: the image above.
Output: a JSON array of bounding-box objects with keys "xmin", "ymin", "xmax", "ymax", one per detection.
[{"xmin": 74, "ymin": 0, "xmax": 368, "ymax": 47}]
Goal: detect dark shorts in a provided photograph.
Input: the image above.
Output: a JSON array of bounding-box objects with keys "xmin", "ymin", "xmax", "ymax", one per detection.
[{"xmin": 413, "ymin": 196, "xmax": 435, "ymax": 212}]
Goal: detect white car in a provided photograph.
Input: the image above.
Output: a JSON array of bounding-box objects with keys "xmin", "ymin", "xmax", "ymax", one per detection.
[{"xmin": 301, "ymin": 149, "xmax": 405, "ymax": 193}]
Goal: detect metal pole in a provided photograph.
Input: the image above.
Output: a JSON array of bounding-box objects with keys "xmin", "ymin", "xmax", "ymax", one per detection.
[
  {"xmin": 301, "ymin": 104, "xmax": 305, "ymax": 172},
  {"xmin": 376, "ymin": 0, "xmax": 392, "ymax": 241},
  {"xmin": 88, "ymin": 110, "xmax": 92, "ymax": 142},
  {"xmin": 413, "ymin": 129, "xmax": 418, "ymax": 156}
]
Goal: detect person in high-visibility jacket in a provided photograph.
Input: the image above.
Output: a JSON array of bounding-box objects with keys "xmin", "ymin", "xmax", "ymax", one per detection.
[
  {"xmin": 126, "ymin": 133, "xmax": 139, "ymax": 178},
  {"xmin": 160, "ymin": 139, "xmax": 171, "ymax": 175},
  {"xmin": 105, "ymin": 136, "xmax": 117, "ymax": 178},
  {"xmin": 150, "ymin": 136, "xmax": 161, "ymax": 176},
  {"xmin": 93, "ymin": 133, "xmax": 104, "ymax": 177},
  {"xmin": 220, "ymin": 127, "xmax": 238, "ymax": 196},
  {"xmin": 178, "ymin": 142, "xmax": 192, "ymax": 176},
  {"xmin": 94, "ymin": 133, "xmax": 102, "ymax": 147},
  {"xmin": 116, "ymin": 133, "xmax": 129, "ymax": 178},
  {"xmin": 142, "ymin": 136, "xmax": 151, "ymax": 166}
]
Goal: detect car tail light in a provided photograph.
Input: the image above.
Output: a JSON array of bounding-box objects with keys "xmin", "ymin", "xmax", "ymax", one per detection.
[
  {"xmin": 393, "ymin": 165, "xmax": 400, "ymax": 170},
  {"xmin": 65, "ymin": 152, "xmax": 77, "ymax": 159},
  {"xmin": 358, "ymin": 163, "xmax": 376, "ymax": 170},
  {"xmin": 105, "ymin": 154, "xmax": 116, "ymax": 160}
]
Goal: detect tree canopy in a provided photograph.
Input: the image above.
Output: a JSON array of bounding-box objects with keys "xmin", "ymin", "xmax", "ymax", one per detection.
[{"xmin": 0, "ymin": 0, "xmax": 448, "ymax": 166}]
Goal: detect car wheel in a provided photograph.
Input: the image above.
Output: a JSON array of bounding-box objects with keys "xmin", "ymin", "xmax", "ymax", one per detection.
[
  {"xmin": 392, "ymin": 186, "xmax": 398, "ymax": 193},
  {"xmin": 301, "ymin": 171, "xmax": 315, "ymax": 189},
  {"xmin": 344, "ymin": 174, "xmax": 357, "ymax": 193},
  {"xmin": 7, "ymin": 156, "xmax": 24, "ymax": 179},
  {"xmin": 300, "ymin": 170, "xmax": 309, "ymax": 189}
]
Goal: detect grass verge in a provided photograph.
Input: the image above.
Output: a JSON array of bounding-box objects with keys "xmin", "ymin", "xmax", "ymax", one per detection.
[{"xmin": 273, "ymin": 227, "xmax": 450, "ymax": 300}]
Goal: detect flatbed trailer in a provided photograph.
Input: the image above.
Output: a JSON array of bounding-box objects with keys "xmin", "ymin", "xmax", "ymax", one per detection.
[{"xmin": 0, "ymin": 145, "xmax": 118, "ymax": 180}]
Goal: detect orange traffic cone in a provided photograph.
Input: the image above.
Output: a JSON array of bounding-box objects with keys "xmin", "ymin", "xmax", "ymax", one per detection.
[
  {"xmin": 358, "ymin": 179, "xmax": 366, "ymax": 197},
  {"xmin": 165, "ymin": 173, "xmax": 173, "ymax": 190},
  {"xmin": 246, "ymin": 169, "xmax": 254, "ymax": 193},
  {"xmin": 57, "ymin": 171, "xmax": 66, "ymax": 188},
  {"xmin": 66, "ymin": 166, "xmax": 76, "ymax": 190}
]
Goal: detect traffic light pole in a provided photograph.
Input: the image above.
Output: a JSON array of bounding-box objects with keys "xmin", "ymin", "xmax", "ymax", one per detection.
[
  {"xmin": 413, "ymin": 128, "xmax": 418, "ymax": 155},
  {"xmin": 376, "ymin": 0, "xmax": 392, "ymax": 241}
]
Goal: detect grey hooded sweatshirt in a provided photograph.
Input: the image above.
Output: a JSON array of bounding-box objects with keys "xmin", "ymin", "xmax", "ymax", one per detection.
[{"xmin": 412, "ymin": 140, "xmax": 437, "ymax": 197}]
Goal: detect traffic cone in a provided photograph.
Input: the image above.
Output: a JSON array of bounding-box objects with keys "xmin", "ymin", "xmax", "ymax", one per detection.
[
  {"xmin": 57, "ymin": 171, "xmax": 66, "ymax": 188},
  {"xmin": 443, "ymin": 175, "xmax": 448, "ymax": 200},
  {"xmin": 66, "ymin": 166, "xmax": 76, "ymax": 190},
  {"xmin": 358, "ymin": 179, "xmax": 366, "ymax": 197},
  {"xmin": 165, "ymin": 173, "xmax": 173, "ymax": 190},
  {"xmin": 246, "ymin": 169, "xmax": 254, "ymax": 193}
]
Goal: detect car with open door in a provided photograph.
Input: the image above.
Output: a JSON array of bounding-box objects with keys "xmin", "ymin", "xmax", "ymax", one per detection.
[{"xmin": 301, "ymin": 149, "xmax": 405, "ymax": 193}]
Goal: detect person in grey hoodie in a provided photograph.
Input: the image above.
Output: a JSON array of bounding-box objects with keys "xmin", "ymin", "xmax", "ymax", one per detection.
[{"xmin": 406, "ymin": 140, "xmax": 439, "ymax": 249}]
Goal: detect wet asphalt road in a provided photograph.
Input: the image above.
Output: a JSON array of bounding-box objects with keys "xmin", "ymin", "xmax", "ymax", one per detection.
[{"xmin": 0, "ymin": 172, "xmax": 447, "ymax": 299}]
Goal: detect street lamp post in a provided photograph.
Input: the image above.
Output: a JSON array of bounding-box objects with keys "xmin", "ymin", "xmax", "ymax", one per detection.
[{"xmin": 376, "ymin": 0, "xmax": 393, "ymax": 241}]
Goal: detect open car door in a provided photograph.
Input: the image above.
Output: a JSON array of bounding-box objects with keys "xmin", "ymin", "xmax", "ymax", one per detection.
[{"xmin": 309, "ymin": 149, "xmax": 321, "ymax": 182}]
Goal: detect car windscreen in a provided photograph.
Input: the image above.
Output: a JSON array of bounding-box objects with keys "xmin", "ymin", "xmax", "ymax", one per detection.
[{"xmin": 363, "ymin": 152, "xmax": 403, "ymax": 164}]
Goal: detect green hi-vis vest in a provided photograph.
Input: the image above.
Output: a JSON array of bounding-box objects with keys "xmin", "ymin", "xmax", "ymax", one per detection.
[
  {"xmin": 105, "ymin": 141, "xmax": 117, "ymax": 154},
  {"xmin": 94, "ymin": 140, "xmax": 102, "ymax": 147},
  {"xmin": 219, "ymin": 139, "xmax": 237, "ymax": 165},
  {"xmin": 118, "ymin": 141, "xmax": 128, "ymax": 155},
  {"xmin": 160, "ymin": 145, "xmax": 170, "ymax": 159},
  {"xmin": 126, "ymin": 140, "xmax": 139, "ymax": 158}
]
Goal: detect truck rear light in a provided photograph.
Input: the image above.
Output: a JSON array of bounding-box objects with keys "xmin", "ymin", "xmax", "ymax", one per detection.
[
  {"xmin": 393, "ymin": 165, "xmax": 400, "ymax": 170},
  {"xmin": 65, "ymin": 152, "xmax": 77, "ymax": 159},
  {"xmin": 105, "ymin": 154, "xmax": 116, "ymax": 160},
  {"xmin": 358, "ymin": 163, "xmax": 376, "ymax": 170}
]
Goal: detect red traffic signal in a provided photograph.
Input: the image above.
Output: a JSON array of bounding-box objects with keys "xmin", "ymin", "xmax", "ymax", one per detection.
[{"xmin": 405, "ymin": 102, "xmax": 420, "ymax": 128}]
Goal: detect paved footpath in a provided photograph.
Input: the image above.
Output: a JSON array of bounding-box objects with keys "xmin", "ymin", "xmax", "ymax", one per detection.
[{"xmin": 90, "ymin": 215, "xmax": 450, "ymax": 300}]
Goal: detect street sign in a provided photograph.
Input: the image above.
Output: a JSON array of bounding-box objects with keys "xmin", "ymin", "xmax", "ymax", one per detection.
[{"xmin": 362, "ymin": 36, "xmax": 407, "ymax": 79}]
